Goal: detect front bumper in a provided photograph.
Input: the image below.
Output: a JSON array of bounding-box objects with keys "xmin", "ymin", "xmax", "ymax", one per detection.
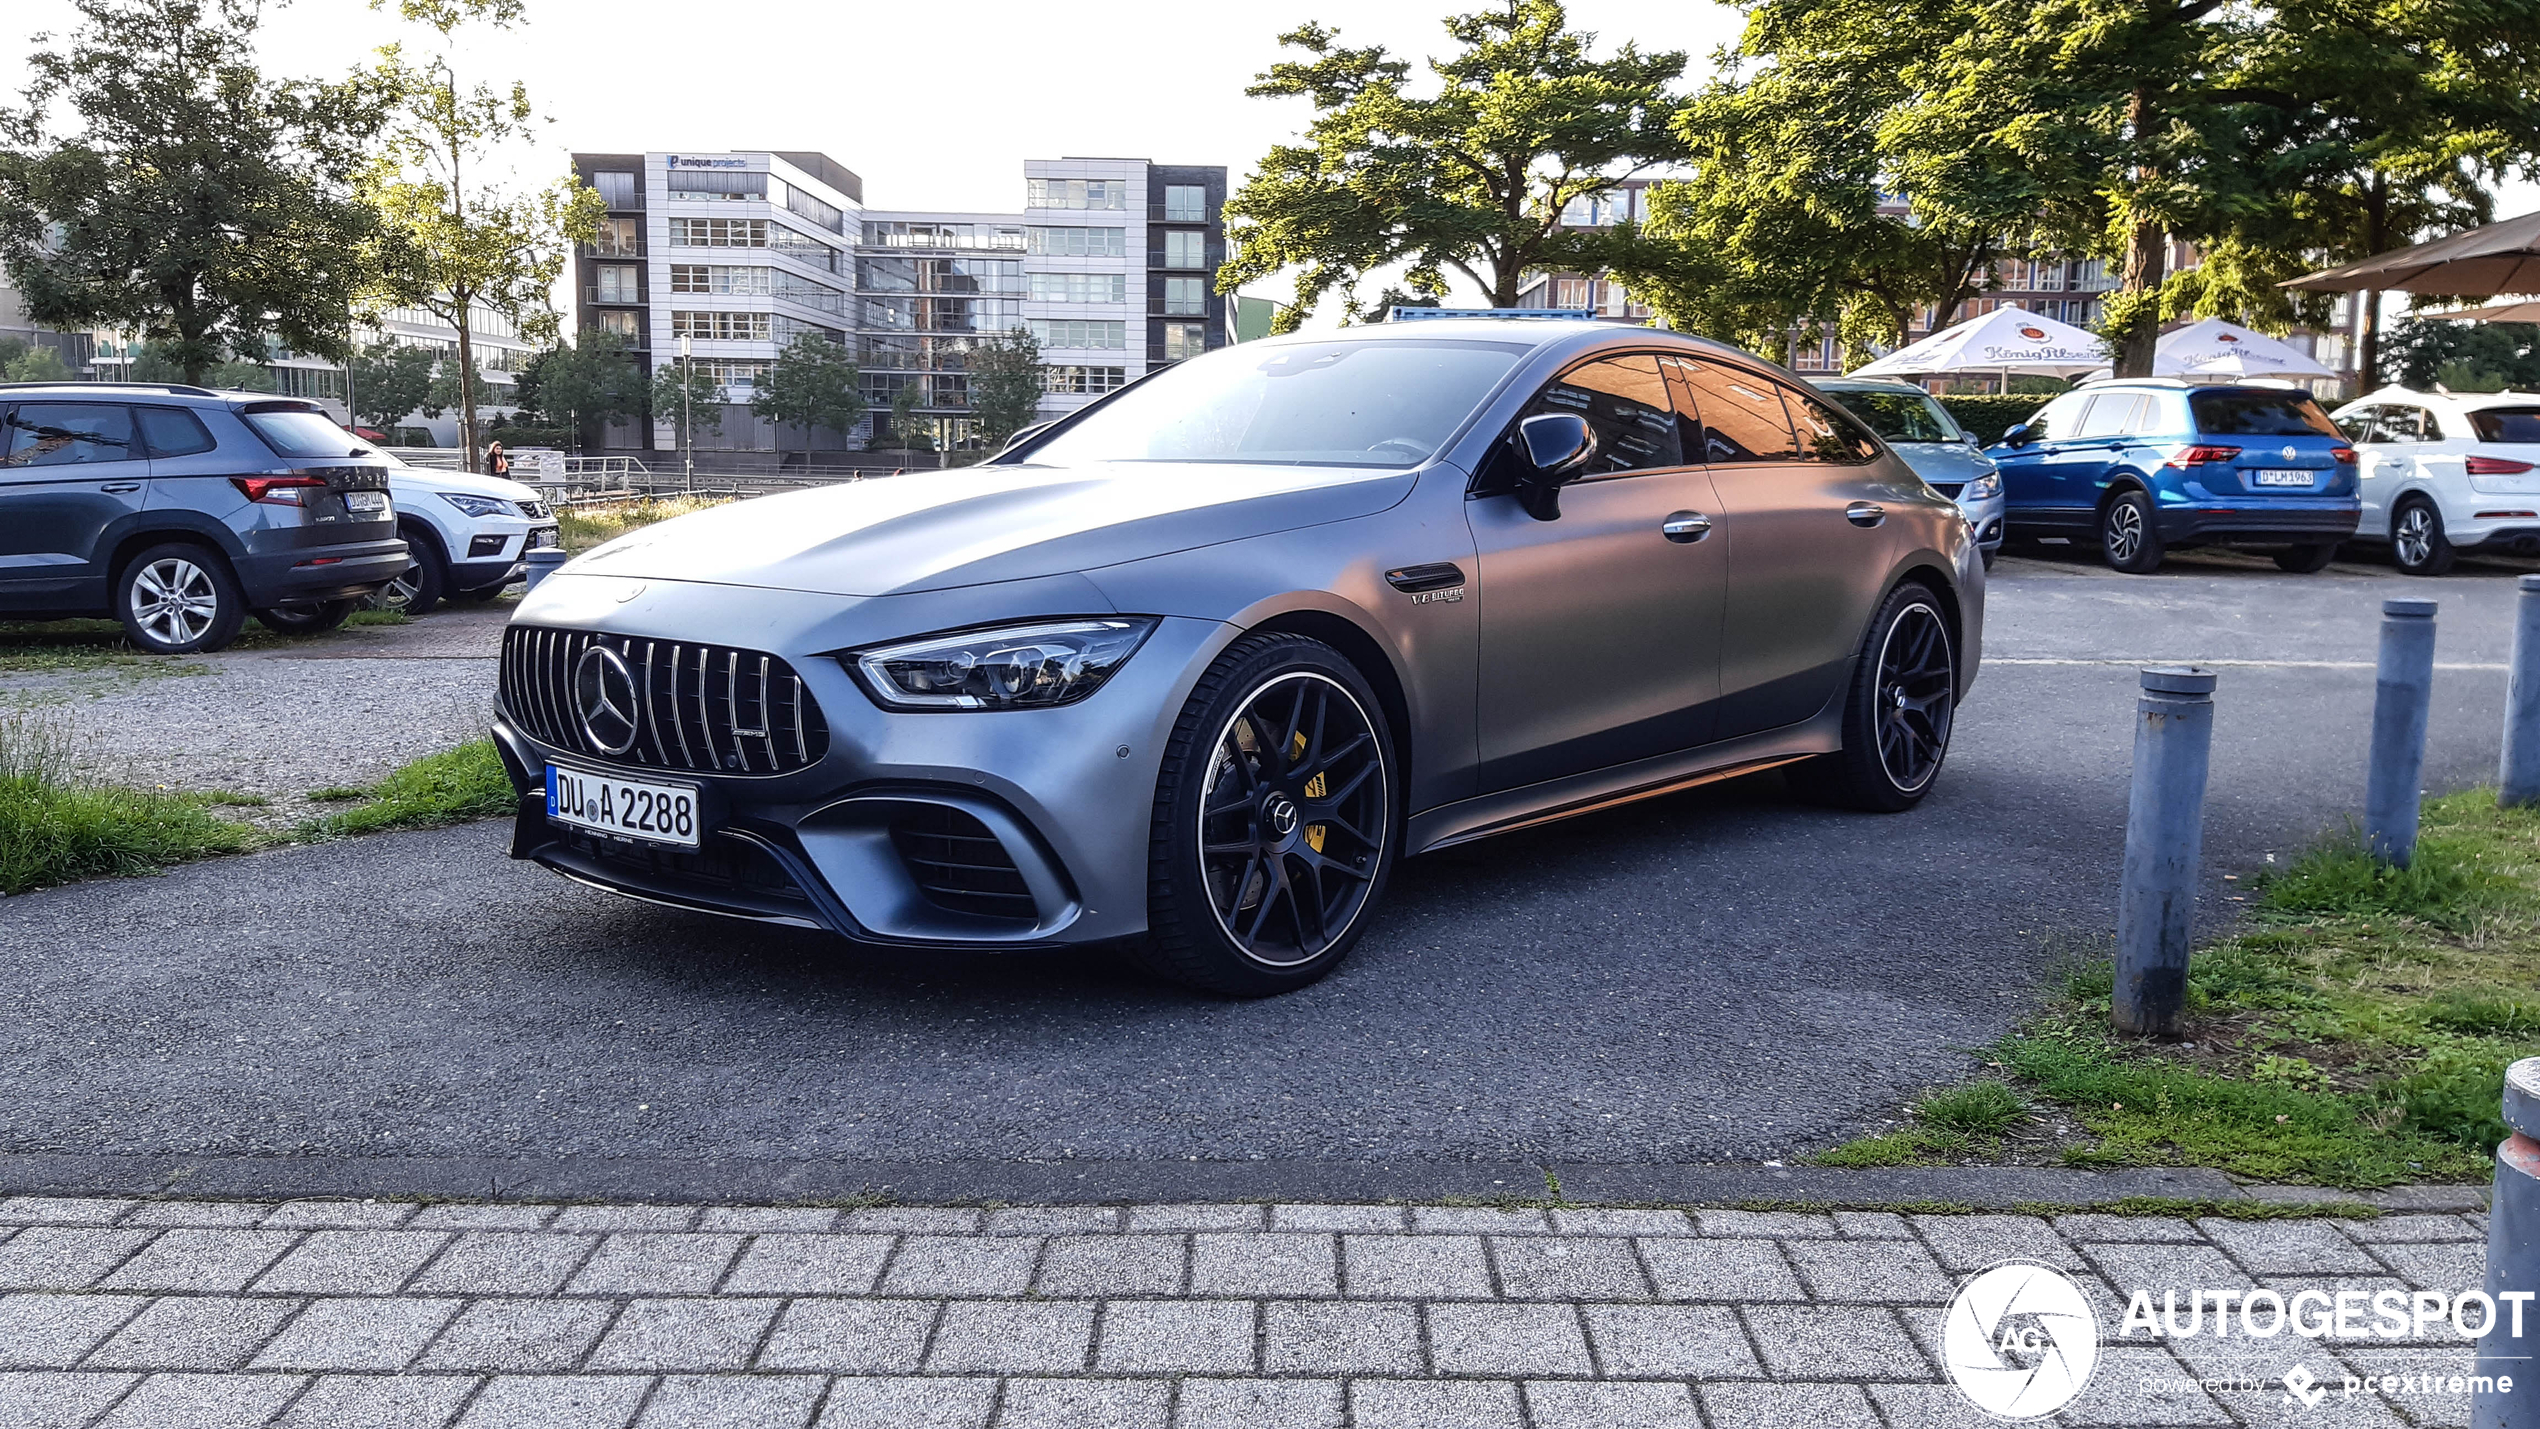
[
  {"xmin": 491, "ymin": 575, "xmax": 1231, "ymax": 950},
  {"xmin": 450, "ymin": 522, "xmax": 561, "ymax": 592},
  {"xmin": 2154, "ymin": 502, "xmax": 2360, "ymax": 546}
]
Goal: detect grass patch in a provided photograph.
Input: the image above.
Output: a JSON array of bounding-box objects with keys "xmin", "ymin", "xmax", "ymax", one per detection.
[
  {"xmin": 306, "ymin": 787, "xmax": 371, "ymax": 802},
  {"xmin": 1991, "ymin": 789, "xmax": 2540, "ymax": 1188},
  {"xmin": 0, "ymin": 712, "xmax": 253, "ymax": 894},
  {"xmin": 558, "ymin": 496, "xmax": 734, "ymax": 556},
  {"xmin": 344, "ymin": 609, "xmax": 411, "ymax": 627},
  {"xmin": 1815, "ymin": 1080, "xmax": 2032, "ymax": 1167},
  {"xmin": 199, "ymin": 791, "xmax": 270, "ymax": 807},
  {"xmin": 294, "ymin": 740, "xmax": 515, "ymax": 839}
]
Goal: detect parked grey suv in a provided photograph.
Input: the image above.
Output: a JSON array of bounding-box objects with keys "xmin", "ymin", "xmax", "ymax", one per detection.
[
  {"xmin": 496, "ymin": 321, "xmax": 1983, "ymax": 994},
  {"xmin": 0, "ymin": 383, "xmax": 407, "ymax": 652}
]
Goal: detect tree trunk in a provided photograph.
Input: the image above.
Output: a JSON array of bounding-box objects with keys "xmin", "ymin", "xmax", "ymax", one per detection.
[
  {"xmin": 455, "ymin": 310, "xmax": 479, "ymax": 475},
  {"xmin": 2356, "ymin": 173, "xmax": 2389, "ymax": 391},
  {"xmin": 2112, "ymin": 89, "xmax": 2165, "ymax": 379}
]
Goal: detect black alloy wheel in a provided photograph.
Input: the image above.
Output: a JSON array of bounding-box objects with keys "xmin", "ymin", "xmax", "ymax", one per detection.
[
  {"xmin": 1141, "ymin": 634, "xmax": 1397, "ymax": 995},
  {"xmin": 2101, "ymin": 489, "xmax": 2164, "ymax": 573},
  {"xmin": 1788, "ymin": 583, "xmax": 1958, "ymax": 813}
]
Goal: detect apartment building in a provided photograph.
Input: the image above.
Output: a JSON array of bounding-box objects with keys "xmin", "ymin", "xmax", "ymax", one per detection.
[{"xmin": 570, "ymin": 150, "xmax": 1229, "ymax": 455}]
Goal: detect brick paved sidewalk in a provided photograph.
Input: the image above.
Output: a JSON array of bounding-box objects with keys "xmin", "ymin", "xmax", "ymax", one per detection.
[{"xmin": 0, "ymin": 1196, "xmax": 2495, "ymax": 1428}]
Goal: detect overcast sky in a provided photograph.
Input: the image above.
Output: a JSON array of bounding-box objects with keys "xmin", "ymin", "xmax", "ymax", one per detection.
[{"xmin": 3, "ymin": 0, "xmax": 2531, "ymax": 325}]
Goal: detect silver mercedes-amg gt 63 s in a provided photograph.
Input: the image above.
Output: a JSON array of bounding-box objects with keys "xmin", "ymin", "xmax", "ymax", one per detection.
[{"xmin": 493, "ymin": 319, "xmax": 1983, "ymax": 994}]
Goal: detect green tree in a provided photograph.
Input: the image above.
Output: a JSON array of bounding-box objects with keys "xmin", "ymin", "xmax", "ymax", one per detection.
[
  {"xmin": 751, "ymin": 333, "xmax": 865, "ymax": 463},
  {"xmin": 2, "ymin": 345, "xmax": 71, "ymax": 383},
  {"xmin": 649, "ymin": 358, "xmax": 725, "ymax": 462},
  {"xmin": 0, "ymin": 0, "xmax": 389, "ymax": 384},
  {"xmin": 346, "ymin": 338, "xmax": 436, "ymax": 429},
  {"xmin": 359, "ymin": 0, "xmax": 603, "ymax": 471},
  {"xmin": 885, "ymin": 380, "xmax": 933, "ymax": 453},
  {"xmin": 533, "ymin": 330, "xmax": 646, "ymax": 448},
  {"xmin": 1221, "ymin": 0, "xmax": 1687, "ymax": 328},
  {"xmin": 2380, "ymin": 316, "xmax": 2540, "ymax": 391},
  {"xmin": 963, "ymin": 328, "xmax": 1043, "ymax": 449},
  {"xmin": 128, "ymin": 341, "xmax": 275, "ymax": 391}
]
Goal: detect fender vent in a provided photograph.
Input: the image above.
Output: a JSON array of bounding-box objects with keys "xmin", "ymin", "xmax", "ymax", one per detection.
[{"xmin": 890, "ymin": 806, "xmax": 1036, "ymax": 921}]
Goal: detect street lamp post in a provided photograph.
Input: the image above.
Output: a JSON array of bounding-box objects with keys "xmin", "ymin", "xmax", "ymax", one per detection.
[{"xmin": 679, "ymin": 333, "xmax": 694, "ymax": 494}]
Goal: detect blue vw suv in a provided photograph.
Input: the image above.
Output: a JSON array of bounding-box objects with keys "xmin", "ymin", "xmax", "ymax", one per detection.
[{"xmin": 1988, "ymin": 380, "xmax": 2359, "ymax": 572}]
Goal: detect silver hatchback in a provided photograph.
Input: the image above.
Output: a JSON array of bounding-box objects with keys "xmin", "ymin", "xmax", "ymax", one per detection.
[{"xmin": 494, "ymin": 321, "xmax": 1984, "ymax": 994}]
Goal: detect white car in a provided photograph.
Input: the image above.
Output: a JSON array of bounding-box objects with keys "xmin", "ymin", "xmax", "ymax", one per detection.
[
  {"xmin": 377, "ymin": 461, "xmax": 562, "ymax": 614},
  {"xmin": 2331, "ymin": 387, "xmax": 2540, "ymax": 574}
]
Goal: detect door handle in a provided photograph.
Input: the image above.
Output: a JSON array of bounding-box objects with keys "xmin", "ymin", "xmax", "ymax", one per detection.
[
  {"xmin": 1845, "ymin": 502, "xmax": 1886, "ymax": 528},
  {"xmin": 1660, "ymin": 511, "xmax": 1712, "ymax": 544},
  {"xmin": 101, "ymin": 482, "xmax": 142, "ymax": 494}
]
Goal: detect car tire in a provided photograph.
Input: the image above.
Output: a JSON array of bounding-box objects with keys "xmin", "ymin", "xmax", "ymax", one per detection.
[
  {"xmin": 1786, "ymin": 582, "xmax": 1958, "ymax": 813},
  {"xmin": 1979, "ymin": 547, "xmax": 1998, "ymax": 572},
  {"xmin": 372, "ymin": 526, "xmax": 448, "ymax": 616},
  {"xmin": 253, "ymin": 599, "xmax": 356, "ymax": 634},
  {"xmin": 115, "ymin": 542, "xmax": 247, "ymax": 654},
  {"xmin": 2272, "ymin": 543, "xmax": 2339, "ymax": 573},
  {"xmin": 1137, "ymin": 632, "xmax": 1400, "ymax": 996},
  {"xmin": 2099, "ymin": 490, "xmax": 2165, "ymax": 573},
  {"xmin": 2390, "ymin": 497, "xmax": 2456, "ymax": 576},
  {"xmin": 448, "ymin": 582, "xmax": 510, "ymax": 604}
]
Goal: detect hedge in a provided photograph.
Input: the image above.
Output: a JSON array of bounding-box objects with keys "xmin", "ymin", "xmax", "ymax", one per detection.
[
  {"xmin": 481, "ymin": 424, "xmax": 572, "ymax": 449},
  {"xmin": 1934, "ymin": 395, "xmax": 2048, "ymax": 446}
]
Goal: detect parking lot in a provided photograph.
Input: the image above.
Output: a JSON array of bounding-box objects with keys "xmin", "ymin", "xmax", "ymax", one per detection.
[{"xmin": 0, "ymin": 545, "xmax": 2531, "ymax": 1201}]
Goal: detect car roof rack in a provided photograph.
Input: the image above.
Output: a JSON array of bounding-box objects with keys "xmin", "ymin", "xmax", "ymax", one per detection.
[{"xmin": 0, "ymin": 380, "xmax": 220, "ymax": 396}]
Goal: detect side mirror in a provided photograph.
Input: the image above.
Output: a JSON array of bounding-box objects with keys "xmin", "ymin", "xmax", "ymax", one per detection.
[
  {"xmin": 1514, "ymin": 413, "xmax": 1595, "ymax": 520},
  {"xmin": 1998, "ymin": 422, "xmax": 2033, "ymax": 447}
]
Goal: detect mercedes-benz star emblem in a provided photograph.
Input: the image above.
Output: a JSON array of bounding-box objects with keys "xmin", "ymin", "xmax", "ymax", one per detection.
[
  {"xmin": 574, "ymin": 645, "xmax": 641, "ymax": 755},
  {"xmin": 1266, "ymin": 794, "xmax": 1300, "ymax": 838}
]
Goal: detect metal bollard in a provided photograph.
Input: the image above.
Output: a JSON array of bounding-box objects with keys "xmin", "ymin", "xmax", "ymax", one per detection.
[
  {"xmin": 2114, "ymin": 666, "xmax": 2217, "ymax": 1038},
  {"xmin": 2503, "ymin": 576, "xmax": 2540, "ymax": 807},
  {"xmin": 2472, "ymin": 1057, "xmax": 2540, "ymax": 1428},
  {"xmin": 2367, "ymin": 597, "xmax": 2439, "ymax": 865},
  {"xmin": 522, "ymin": 547, "xmax": 569, "ymax": 593}
]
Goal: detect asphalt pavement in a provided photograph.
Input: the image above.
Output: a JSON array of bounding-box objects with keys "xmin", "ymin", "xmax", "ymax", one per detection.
[{"xmin": 0, "ymin": 547, "xmax": 2527, "ymax": 1201}]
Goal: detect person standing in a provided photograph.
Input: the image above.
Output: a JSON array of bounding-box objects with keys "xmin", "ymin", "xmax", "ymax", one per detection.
[{"xmin": 485, "ymin": 441, "xmax": 511, "ymax": 478}]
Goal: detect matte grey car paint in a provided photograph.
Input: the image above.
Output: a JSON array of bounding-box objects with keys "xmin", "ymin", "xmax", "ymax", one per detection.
[{"xmin": 496, "ymin": 320, "xmax": 1983, "ymax": 948}]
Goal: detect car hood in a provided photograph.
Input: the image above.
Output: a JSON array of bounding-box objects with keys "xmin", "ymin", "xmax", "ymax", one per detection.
[
  {"xmin": 565, "ymin": 460, "xmax": 1420, "ymax": 597},
  {"xmin": 387, "ymin": 466, "xmax": 543, "ymax": 504},
  {"xmin": 1888, "ymin": 442, "xmax": 1998, "ymax": 485}
]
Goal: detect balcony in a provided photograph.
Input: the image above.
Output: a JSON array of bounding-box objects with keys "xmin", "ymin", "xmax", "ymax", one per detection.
[{"xmin": 584, "ymin": 286, "xmax": 645, "ymax": 306}]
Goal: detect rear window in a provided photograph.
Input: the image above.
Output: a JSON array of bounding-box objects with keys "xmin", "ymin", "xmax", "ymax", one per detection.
[
  {"xmin": 2190, "ymin": 390, "xmax": 2338, "ymax": 437},
  {"xmin": 2470, "ymin": 407, "xmax": 2540, "ymax": 444},
  {"xmin": 241, "ymin": 406, "xmax": 363, "ymax": 459},
  {"xmin": 1822, "ymin": 388, "xmax": 1960, "ymax": 443}
]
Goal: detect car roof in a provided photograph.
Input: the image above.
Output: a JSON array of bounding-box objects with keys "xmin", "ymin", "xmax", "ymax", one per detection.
[
  {"xmin": 0, "ymin": 381, "xmax": 321, "ymax": 409},
  {"xmin": 2343, "ymin": 385, "xmax": 2540, "ymax": 410},
  {"xmin": 1245, "ymin": 316, "xmax": 1782, "ymax": 374}
]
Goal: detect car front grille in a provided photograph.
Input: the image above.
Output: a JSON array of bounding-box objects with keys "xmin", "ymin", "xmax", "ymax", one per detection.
[
  {"xmin": 889, "ymin": 805, "xmax": 1037, "ymax": 921},
  {"xmin": 501, "ymin": 625, "xmax": 830, "ymax": 775},
  {"xmin": 1928, "ymin": 482, "xmax": 1966, "ymax": 499}
]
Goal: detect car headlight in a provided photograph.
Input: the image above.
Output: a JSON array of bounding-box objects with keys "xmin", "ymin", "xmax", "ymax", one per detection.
[
  {"xmin": 1960, "ymin": 472, "xmax": 2002, "ymax": 501},
  {"xmin": 439, "ymin": 492, "xmax": 517, "ymax": 518},
  {"xmin": 847, "ymin": 618, "xmax": 1158, "ymax": 711}
]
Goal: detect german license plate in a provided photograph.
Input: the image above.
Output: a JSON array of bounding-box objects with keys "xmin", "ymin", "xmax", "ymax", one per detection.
[
  {"xmin": 547, "ymin": 764, "xmax": 699, "ymax": 848},
  {"xmin": 345, "ymin": 490, "xmax": 388, "ymax": 513},
  {"xmin": 2253, "ymin": 469, "xmax": 2314, "ymax": 487},
  {"xmin": 527, "ymin": 526, "xmax": 560, "ymax": 550}
]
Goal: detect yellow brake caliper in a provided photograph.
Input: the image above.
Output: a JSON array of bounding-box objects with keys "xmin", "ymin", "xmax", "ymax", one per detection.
[{"xmin": 1289, "ymin": 731, "xmax": 1327, "ymax": 852}]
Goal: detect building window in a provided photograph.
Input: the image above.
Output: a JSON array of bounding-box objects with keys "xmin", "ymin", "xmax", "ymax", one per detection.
[
  {"xmin": 669, "ymin": 218, "xmax": 768, "ymax": 248},
  {"xmin": 1164, "ymin": 276, "xmax": 1206, "ymax": 315},
  {"xmin": 694, "ymin": 359, "xmax": 771, "ymax": 387},
  {"xmin": 1029, "ymin": 272, "xmax": 1128, "ymax": 304},
  {"xmin": 866, "ymin": 221, "xmax": 1027, "ymax": 251},
  {"xmin": 772, "ymin": 316, "xmax": 846, "ymax": 346},
  {"xmin": 595, "ymin": 266, "xmax": 640, "ymax": 303},
  {"xmin": 1163, "ymin": 321, "xmax": 1207, "ymax": 360},
  {"xmin": 1028, "ymin": 319, "xmax": 1127, "ymax": 350},
  {"xmin": 590, "ymin": 171, "xmax": 639, "ymax": 208},
  {"xmin": 1043, "ymin": 365, "xmax": 1127, "ymax": 395},
  {"xmin": 1164, "ymin": 185, "xmax": 1206, "ymax": 223},
  {"xmin": 670, "ymin": 264, "xmax": 772, "ymax": 296},
  {"xmin": 1027, "ymin": 178, "xmax": 1129, "ymax": 211},
  {"xmin": 1554, "ymin": 278, "xmax": 1589, "ymax": 308},
  {"xmin": 591, "ymin": 217, "xmax": 642, "ymax": 257},
  {"xmin": 670, "ymin": 310, "xmax": 773, "ymax": 341},
  {"xmin": 1026, "ymin": 226, "xmax": 1126, "ymax": 258},
  {"xmin": 668, "ymin": 169, "xmax": 767, "ymax": 201},
  {"xmin": 593, "ymin": 310, "xmax": 640, "ymax": 337},
  {"xmin": 1164, "ymin": 231, "xmax": 1207, "ymax": 269}
]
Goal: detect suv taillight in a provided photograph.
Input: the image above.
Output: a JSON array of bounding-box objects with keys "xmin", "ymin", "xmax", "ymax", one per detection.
[
  {"xmin": 232, "ymin": 474, "xmax": 330, "ymax": 505},
  {"xmin": 2468, "ymin": 455, "xmax": 2536, "ymax": 476},
  {"xmin": 2166, "ymin": 445, "xmax": 2241, "ymax": 467},
  {"xmin": 2331, "ymin": 446, "xmax": 2357, "ymax": 464}
]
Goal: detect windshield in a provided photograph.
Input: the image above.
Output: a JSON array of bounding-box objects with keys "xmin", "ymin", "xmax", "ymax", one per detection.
[
  {"xmin": 243, "ymin": 407, "xmax": 366, "ymax": 459},
  {"xmin": 2470, "ymin": 407, "xmax": 2540, "ymax": 444},
  {"xmin": 1025, "ymin": 338, "xmax": 1529, "ymax": 468},
  {"xmin": 2190, "ymin": 390, "xmax": 2338, "ymax": 437},
  {"xmin": 1821, "ymin": 388, "xmax": 1962, "ymax": 443}
]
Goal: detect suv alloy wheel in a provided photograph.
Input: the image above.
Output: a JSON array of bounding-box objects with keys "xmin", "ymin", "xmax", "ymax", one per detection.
[
  {"xmin": 2390, "ymin": 497, "xmax": 2457, "ymax": 576},
  {"xmin": 116, "ymin": 543, "xmax": 247, "ymax": 654},
  {"xmin": 2100, "ymin": 490, "xmax": 2165, "ymax": 574}
]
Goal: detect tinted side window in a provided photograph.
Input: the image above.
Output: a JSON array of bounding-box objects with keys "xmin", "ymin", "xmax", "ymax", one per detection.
[
  {"xmin": 1782, "ymin": 386, "xmax": 1878, "ymax": 463},
  {"xmin": 2190, "ymin": 390, "xmax": 2338, "ymax": 436},
  {"xmin": 2077, "ymin": 394, "xmax": 2139, "ymax": 438},
  {"xmin": 1673, "ymin": 360, "xmax": 1796, "ymax": 463},
  {"xmin": 2470, "ymin": 407, "xmax": 2540, "ymax": 444},
  {"xmin": 135, "ymin": 407, "xmax": 217, "ymax": 458},
  {"xmin": 2, "ymin": 404, "xmax": 140, "ymax": 468},
  {"xmin": 2127, "ymin": 390, "xmax": 2188, "ymax": 434},
  {"xmin": 2336, "ymin": 406, "xmax": 2380, "ymax": 442},
  {"xmin": 1526, "ymin": 355, "xmax": 1682, "ymax": 475}
]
